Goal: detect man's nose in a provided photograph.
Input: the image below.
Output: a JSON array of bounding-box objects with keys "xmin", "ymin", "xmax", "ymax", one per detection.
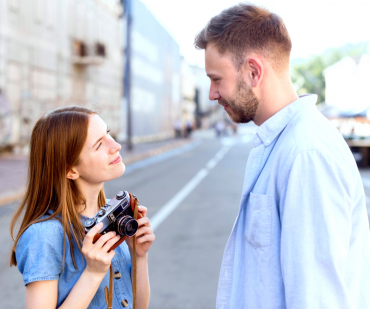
[{"xmin": 209, "ymin": 83, "xmax": 221, "ymax": 101}]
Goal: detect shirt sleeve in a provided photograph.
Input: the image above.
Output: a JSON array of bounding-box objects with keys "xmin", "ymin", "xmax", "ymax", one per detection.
[
  {"xmin": 16, "ymin": 219, "xmax": 64, "ymax": 285},
  {"xmin": 280, "ymin": 149, "xmax": 354, "ymax": 309}
]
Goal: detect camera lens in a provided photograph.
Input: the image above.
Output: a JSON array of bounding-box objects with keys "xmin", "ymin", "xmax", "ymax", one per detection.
[{"xmin": 115, "ymin": 215, "xmax": 138, "ymax": 237}]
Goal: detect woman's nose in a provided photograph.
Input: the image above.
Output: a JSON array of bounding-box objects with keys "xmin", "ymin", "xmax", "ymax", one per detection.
[{"xmin": 109, "ymin": 139, "xmax": 121, "ymax": 153}]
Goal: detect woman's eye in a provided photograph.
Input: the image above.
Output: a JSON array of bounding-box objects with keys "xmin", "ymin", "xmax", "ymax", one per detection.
[
  {"xmin": 107, "ymin": 129, "xmax": 110, "ymax": 134},
  {"xmin": 96, "ymin": 142, "xmax": 102, "ymax": 150}
]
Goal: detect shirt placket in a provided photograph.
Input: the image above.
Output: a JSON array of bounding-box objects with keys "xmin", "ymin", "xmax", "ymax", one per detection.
[{"xmin": 216, "ymin": 135, "xmax": 265, "ymax": 309}]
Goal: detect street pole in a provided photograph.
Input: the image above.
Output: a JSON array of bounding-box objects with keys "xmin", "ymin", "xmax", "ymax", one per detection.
[{"xmin": 123, "ymin": 0, "xmax": 133, "ymax": 150}]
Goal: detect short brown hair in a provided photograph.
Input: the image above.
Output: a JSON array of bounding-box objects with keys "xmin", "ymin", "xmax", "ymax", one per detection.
[{"xmin": 194, "ymin": 4, "xmax": 292, "ymax": 72}]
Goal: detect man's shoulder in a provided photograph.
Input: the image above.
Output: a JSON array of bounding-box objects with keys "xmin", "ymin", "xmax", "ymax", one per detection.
[
  {"xmin": 272, "ymin": 107, "xmax": 356, "ymax": 176},
  {"xmin": 279, "ymin": 108, "xmax": 349, "ymax": 155}
]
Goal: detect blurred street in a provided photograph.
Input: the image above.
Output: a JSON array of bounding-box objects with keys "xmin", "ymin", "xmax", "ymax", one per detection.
[{"xmin": 1, "ymin": 127, "xmax": 370, "ymax": 309}]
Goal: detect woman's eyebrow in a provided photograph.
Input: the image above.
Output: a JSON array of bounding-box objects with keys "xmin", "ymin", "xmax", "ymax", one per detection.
[
  {"xmin": 92, "ymin": 136, "xmax": 104, "ymax": 149},
  {"xmin": 92, "ymin": 127, "xmax": 108, "ymax": 148}
]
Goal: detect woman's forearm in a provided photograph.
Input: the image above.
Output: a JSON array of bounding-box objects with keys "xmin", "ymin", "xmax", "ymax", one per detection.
[
  {"xmin": 58, "ymin": 269, "xmax": 105, "ymax": 309},
  {"xmin": 132, "ymin": 253, "xmax": 150, "ymax": 309}
]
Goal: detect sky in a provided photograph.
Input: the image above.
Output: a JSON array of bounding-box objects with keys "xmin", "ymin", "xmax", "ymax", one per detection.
[{"xmin": 140, "ymin": 0, "xmax": 370, "ymax": 67}]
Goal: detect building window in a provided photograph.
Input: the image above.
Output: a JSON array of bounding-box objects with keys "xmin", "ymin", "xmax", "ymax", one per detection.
[
  {"xmin": 95, "ymin": 43, "xmax": 106, "ymax": 57},
  {"xmin": 7, "ymin": 0, "xmax": 20, "ymax": 11}
]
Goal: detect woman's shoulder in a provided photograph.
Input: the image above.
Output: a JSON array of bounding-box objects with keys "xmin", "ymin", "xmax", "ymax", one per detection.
[
  {"xmin": 16, "ymin": 216, "xmax": 66, "ymax": 284},
  {"xmin": 16, "ymin": 216, "xmax": 65, "ymax": 259},
  {"xmin": 20, "ymin": 216, "xmax": 64, "ymax": 241}
]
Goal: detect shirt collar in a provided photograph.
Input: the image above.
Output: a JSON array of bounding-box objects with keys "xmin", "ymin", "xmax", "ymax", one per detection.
[{"xmin": 255, "ymin": 94, "xmax": 317, "ymax": 147}]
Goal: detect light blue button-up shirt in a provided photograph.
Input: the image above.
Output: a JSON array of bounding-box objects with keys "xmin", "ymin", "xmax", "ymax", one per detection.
[{"xmin": 216, "ymin": 95, "xmax": 370, "ymax": 309}]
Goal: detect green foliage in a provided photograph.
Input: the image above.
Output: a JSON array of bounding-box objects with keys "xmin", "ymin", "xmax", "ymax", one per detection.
[{"xmin": 291, "ymin": 42, "xmax": 369, "ymax": 104}]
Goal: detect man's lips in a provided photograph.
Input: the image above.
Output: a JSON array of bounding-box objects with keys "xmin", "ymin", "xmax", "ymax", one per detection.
[
  {"xmin": 218, "ymin": 100, "xmax": 229, "ymax": 108},
  {"xmin": 109, "ymin": 155, "xmax": 122, "ymax": 165}
]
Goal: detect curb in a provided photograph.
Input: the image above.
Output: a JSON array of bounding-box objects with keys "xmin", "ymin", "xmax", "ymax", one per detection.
[
  {"xmin": 0, "ymin": 189, "xmax": 25, "ymax": 207},
  {"xmin": 0, "ymin": 139, "xmax": 191, "ymax": 207}
]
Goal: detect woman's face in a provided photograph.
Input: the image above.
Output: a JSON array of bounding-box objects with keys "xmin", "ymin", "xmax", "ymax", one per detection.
[{"xmin": 72, "ymin": 114, "xmax": 125, "ymax": 185}]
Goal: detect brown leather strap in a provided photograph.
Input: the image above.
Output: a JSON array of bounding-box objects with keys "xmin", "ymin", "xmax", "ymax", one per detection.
[
  {"xmin": 104, "ymin": 265, "xmax": 113, "ymax": 309},
  {"xmin": 130, "ymin": 193, "xmax": 139, "ymax": 309},
  {"xmin": 104, "ymin": 193, "xmax": 139, "ymax": 309}
]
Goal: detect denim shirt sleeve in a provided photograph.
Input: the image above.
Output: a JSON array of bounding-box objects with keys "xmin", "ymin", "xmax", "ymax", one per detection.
[{"xmin": 16, "ymin": 219, "xmax": 64, "ymax": 285}]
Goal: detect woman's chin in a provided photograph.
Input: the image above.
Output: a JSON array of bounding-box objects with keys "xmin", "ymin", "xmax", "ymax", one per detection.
[{"xmin": 113, "ymin": 162, "xmax": 126, "ymax": 178}]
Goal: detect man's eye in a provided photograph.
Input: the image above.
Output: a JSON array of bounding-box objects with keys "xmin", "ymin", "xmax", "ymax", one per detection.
[{"xmin": 107, "ymin": 129, "xmax": 110, "ymax": 134}]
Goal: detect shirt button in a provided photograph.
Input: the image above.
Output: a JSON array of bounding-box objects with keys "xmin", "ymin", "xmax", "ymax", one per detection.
[
  {"xmin": 114, "ymin": 271, "xmax": 121, "ymax": 279},
  {"xmin": 121, "ymin": 299, "xmax": 129, "ymax": 307}
]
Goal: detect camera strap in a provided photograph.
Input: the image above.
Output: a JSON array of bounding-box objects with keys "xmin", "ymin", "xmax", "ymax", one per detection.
[
  {"xmin": 131, "ymin": 193, "xmax": 139, "ymax": 309},
  {"xmin": 104, "ymin": 193, "xmax": 139, "ymax": 309}
]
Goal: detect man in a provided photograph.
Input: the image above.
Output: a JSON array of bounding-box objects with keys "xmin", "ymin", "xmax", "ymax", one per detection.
[{"xmin": 194, "ymin": 4, "xmax": 370, "ymax": 309}]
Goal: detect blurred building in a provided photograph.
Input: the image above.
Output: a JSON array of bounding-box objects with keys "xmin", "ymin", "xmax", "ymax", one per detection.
[
  {"xmin": 121, "ymin": 0, "xmax": 181, "ymax": 143},
  {"xmin": 324, "ymin": 54, "xmax": 370, "ymax": 113},
  {"xmin": 0, "ymin": 0, "xmax": 123, "ymax": 149},
  {"xmin": 180, "ymin": 59, "xmax": 221, "ymax": 131}
]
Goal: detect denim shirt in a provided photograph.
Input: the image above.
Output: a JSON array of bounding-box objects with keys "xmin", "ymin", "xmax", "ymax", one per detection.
[
  {"xmin": 16, "ymin": 214, "xmax": 134, "ymax": 308},
  {"xmin": 216, "ymin": 95, "xmax": 370, "ymax": 309}
]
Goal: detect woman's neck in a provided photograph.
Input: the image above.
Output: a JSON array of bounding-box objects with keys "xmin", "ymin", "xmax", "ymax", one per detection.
[{"xmin": 76, "ymin": 180, "xmax": 103, "ymax": 218}]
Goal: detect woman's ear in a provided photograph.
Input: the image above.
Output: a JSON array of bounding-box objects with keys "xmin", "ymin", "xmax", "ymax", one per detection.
[{"xmin": 66, "ymin": 168, "xmax": 79, "ymax": 180}]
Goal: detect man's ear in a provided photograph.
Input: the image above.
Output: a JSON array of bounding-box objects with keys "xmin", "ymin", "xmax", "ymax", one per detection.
[
  {"xmin": 244, "ymin": 57, "xmax": 263, "ymax": 87},
  {"xmin": 66, "ymin": 167, "xmax": 79, "ymax": 180}
]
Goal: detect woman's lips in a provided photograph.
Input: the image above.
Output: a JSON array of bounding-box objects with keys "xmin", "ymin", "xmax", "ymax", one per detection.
[{"xmin": 110, "ymin": 155, "xmax": 122, "ymax": 165}]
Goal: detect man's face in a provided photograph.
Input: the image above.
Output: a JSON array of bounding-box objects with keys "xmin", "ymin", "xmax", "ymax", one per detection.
[{"xmin": 205, "ymin": 43, "xmax": 259, "ymax": 123}]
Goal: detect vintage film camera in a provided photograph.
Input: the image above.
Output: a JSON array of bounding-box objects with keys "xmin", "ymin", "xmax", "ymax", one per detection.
[{"xmin": 84, "ymin": 190, "xmax": 142, "ymax": 250}]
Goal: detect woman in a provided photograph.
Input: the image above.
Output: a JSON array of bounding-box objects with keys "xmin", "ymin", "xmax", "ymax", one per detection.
[{"xmin": 10, "ymin": 106, "xmax": 155, "ymax": 309}]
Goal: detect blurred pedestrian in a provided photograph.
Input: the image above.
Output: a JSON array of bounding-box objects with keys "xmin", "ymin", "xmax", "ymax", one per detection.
[
  {"xmin": 185, "ymin": 119, "xmax": 193, "ymax": 138},
  {"xmin": 173, "ymin": 118, "xmax": 182, "ymax": 138},
  {"xmin": 195, "ymin": 4, "xmax": 370, "ymax": 309},
  {"xmin": 215, "ymin": 120, "xmax": 225, "ymax": 137},
  {"xmin": 9, "ymin": 107, "xmax": 155, "ymax": 309}
]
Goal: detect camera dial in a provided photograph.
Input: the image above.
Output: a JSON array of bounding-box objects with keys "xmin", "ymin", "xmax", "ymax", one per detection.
[
  {"xmin": 97, "ymin": 209, "xmax": 106, "ymax": 217},
  {"xmin": 115, "ymin": 215, "xmax": 138, "ymax": 237},
  {"xmin": 116, "ymin": 191, "xmax": 126, "ymax": 200},
  {"xmin": 84, "ymin": 218, "xmax": 96, "ymax": 229}
]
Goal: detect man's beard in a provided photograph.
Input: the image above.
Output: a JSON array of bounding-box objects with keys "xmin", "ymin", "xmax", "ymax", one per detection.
[{"xmin": 219, "ymin": 76, "xmax": 259, "ymax": 124}]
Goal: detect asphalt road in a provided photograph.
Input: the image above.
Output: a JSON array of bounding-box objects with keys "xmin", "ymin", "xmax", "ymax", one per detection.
[{"xmin": 1, "ymin": 128, "xmax": 370, "ymax": 309}]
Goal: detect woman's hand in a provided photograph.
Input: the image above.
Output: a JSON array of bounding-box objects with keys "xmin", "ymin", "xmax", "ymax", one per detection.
[
  {"xmin": 82, "ymin": 222, "xmax": 121, "ymax": 276},
  {"xmin": 126, "ymin": 206, "xmax": 155, "ymax": 257}
]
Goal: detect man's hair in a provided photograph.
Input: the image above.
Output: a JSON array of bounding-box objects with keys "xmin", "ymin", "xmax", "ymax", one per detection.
[{"xmin": 194, "ymin": 4, "xmax": 292, "ymax": 73}]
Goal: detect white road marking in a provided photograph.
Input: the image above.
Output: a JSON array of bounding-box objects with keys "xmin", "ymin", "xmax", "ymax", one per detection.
[{"xmin": 150, "ymin": 144, "xmax": 234, "ymax": 231}]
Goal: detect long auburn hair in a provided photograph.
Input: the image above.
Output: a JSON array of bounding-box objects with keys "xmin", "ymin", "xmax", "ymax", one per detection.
[{"xmin": 10, "ymin": 106, "xmax": 106, "ymax": 268}]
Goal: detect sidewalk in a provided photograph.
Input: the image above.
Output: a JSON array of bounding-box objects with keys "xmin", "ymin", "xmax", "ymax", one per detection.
[{"xmin": 0, "ymin": 137, "xmax": 192, "ymax": 206}]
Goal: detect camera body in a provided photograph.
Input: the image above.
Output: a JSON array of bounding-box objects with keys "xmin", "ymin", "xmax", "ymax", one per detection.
[{"xmin": 84, "ymin": 191, "xmax": 139, "ymax": 242}]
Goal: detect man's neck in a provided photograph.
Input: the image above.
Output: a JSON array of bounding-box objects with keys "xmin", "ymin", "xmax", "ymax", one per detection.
[{"xmin": 253, "ymin": 76, "xmax": 298, "ymax": 126}]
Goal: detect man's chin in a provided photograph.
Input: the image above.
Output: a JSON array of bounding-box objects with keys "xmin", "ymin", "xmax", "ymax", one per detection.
[{"xmin": 229, "ymin": 113, "xmax": 253, "ymax": 124}]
